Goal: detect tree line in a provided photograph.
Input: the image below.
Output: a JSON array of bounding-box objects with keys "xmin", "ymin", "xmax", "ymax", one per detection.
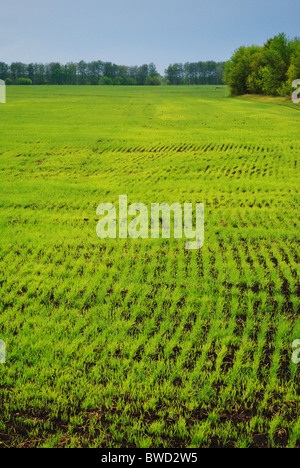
[
  {"xmin": 165, "ymin": 62, "xmax": 225, "ymax": 85},
  {"xmin": 224, "ymin": 33, "xmax": 300, "ymax": 96},
  {"xmin": 0, "ymin": 60, "xmax": 225, "ymax": 86},
  {"xmin": 0, "ymin": 61, "xmax": 162, "ymax": 86}
]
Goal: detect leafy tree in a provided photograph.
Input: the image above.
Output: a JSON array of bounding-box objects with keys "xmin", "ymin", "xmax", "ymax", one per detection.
[
  {"xmin": 65, "ymin": 63, "xmax": 77, "ymax": 85},
  {"xmin": 148, "ymin": 63, "xmax": 159, "ymax": 78},
  {"xmin": 10, "ymin": 62, "xmax": 27, "ymax": 83},
  {"xmin": 0, "ymin": 62, "xmax": 9, "ymax": 81},
  {"xmin": 77, "ymin": 61, "xmax": 88, "ymax": 85},
  {"xmin": 32, "ymin": 64, "xmax": 46, "ymax": 85},
  {"xmin": 103, "ymin": 62, "xmax": 116, "ymax": 80},
  {"xmin": 136, "ymin": 65, "xmax": 149, "ymax": 85},
  {"xmin": 287, "ymin": 46, "xmax": 300, "ymax": 84},
  {"xmin": 224, "ymin": 47, "xmax": 254, "ymax": 95},
  {"xmin": 165, "ymin": 63, "xmax": 184, "ymax": 85},
  {"xmin": 260, "ymin": 34, "xmax": 293, "ymax": 95},
  {"xmin": 46, "ymin": 63, "xmax": 62, "ymax": 84},
  {"xmin": 246, "ymin": 49, "xmax": 264, "ymax": 94}
]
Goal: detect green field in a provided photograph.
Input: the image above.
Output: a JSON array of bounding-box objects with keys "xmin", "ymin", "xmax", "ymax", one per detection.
[{"xmin": 0, "ymin": 85, "xmax": 299, "ymax": 448}]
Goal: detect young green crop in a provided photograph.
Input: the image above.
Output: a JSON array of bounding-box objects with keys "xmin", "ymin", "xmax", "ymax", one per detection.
[{"xmin": 0, "ymin": 85, "xmax": 299, "ymax": 448}]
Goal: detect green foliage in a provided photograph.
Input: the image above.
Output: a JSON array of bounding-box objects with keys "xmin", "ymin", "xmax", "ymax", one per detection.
[
  {"xmin": 0, "ymin": 62, "xmax": 9, "ymax": 81},
  {"xmin": 287, "ymin": 48, "xmax": 300, "ymax": 87},
  {"xmin": 122, "ymin": 77, "xmax": 137, "ymax": 85},
  {"xmin": 4, "ymin": 78, "xmax": 12, "ymax": 85},
  {"xmin": 145, "ymin": 76, "xmax": 162, "ymax": 86},
  {"xmin": 1, "ymin": 61, "xmax": 159, "ymax": 86},
  {"xmin": 0, "ymin": 85, "xmax": 299, "ymax": 448},
  {"xmin": 166, "ymin": 61, "xmax": 225, "ymax": 85},
  {"xmin": 224, "ymin": 46, "xmax": 261, "ymax": 96},
  {"xmin": 224, "ymin": 33, "xmax": 300, "ymax": 96},
  {"xmin": 15, "ymin": 77, "xmax": 32, "ymax": 85},
  {"xmin": 246, "ymin": 50, "xmax": 264, "ymax": 94},
  {"xmin": 99, "ymin": 76, "xmax": 113, "ymax": 85},
  {"xmin": 1, "ymin": 60, "xmax": 223, "ymax": 87},
  {"xmin": 113, "ymin": 76, "xmax": 123, "ymax": 86}
]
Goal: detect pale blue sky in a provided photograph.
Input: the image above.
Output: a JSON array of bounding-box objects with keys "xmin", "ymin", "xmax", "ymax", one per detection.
[{"xmin": 0, "ymin": 0, "xmax": 299, "ymax": 73}]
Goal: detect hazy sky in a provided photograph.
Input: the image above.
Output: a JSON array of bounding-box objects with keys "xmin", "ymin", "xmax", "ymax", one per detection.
[{"xmin": 0, "ymin": 0, "xmax": 299, "ymax": 73}]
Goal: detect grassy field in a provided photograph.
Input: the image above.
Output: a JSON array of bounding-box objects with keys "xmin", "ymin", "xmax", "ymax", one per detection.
[{"xmin": 0, "ymin": 85, "xmax": 299, "ymax": 448}]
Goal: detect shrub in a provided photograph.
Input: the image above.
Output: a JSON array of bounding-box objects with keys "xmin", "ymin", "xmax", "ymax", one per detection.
[
  {"xmin": 5, "ymin": 78, "xmax": 12, "ymax": 85},
  {"xmin": 16, "ymin": 78, "xmax": 32, "ymax": 85},
  {"xmin": 146, "ymin": 76, "xmax": 162, "ymax": 86}
]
